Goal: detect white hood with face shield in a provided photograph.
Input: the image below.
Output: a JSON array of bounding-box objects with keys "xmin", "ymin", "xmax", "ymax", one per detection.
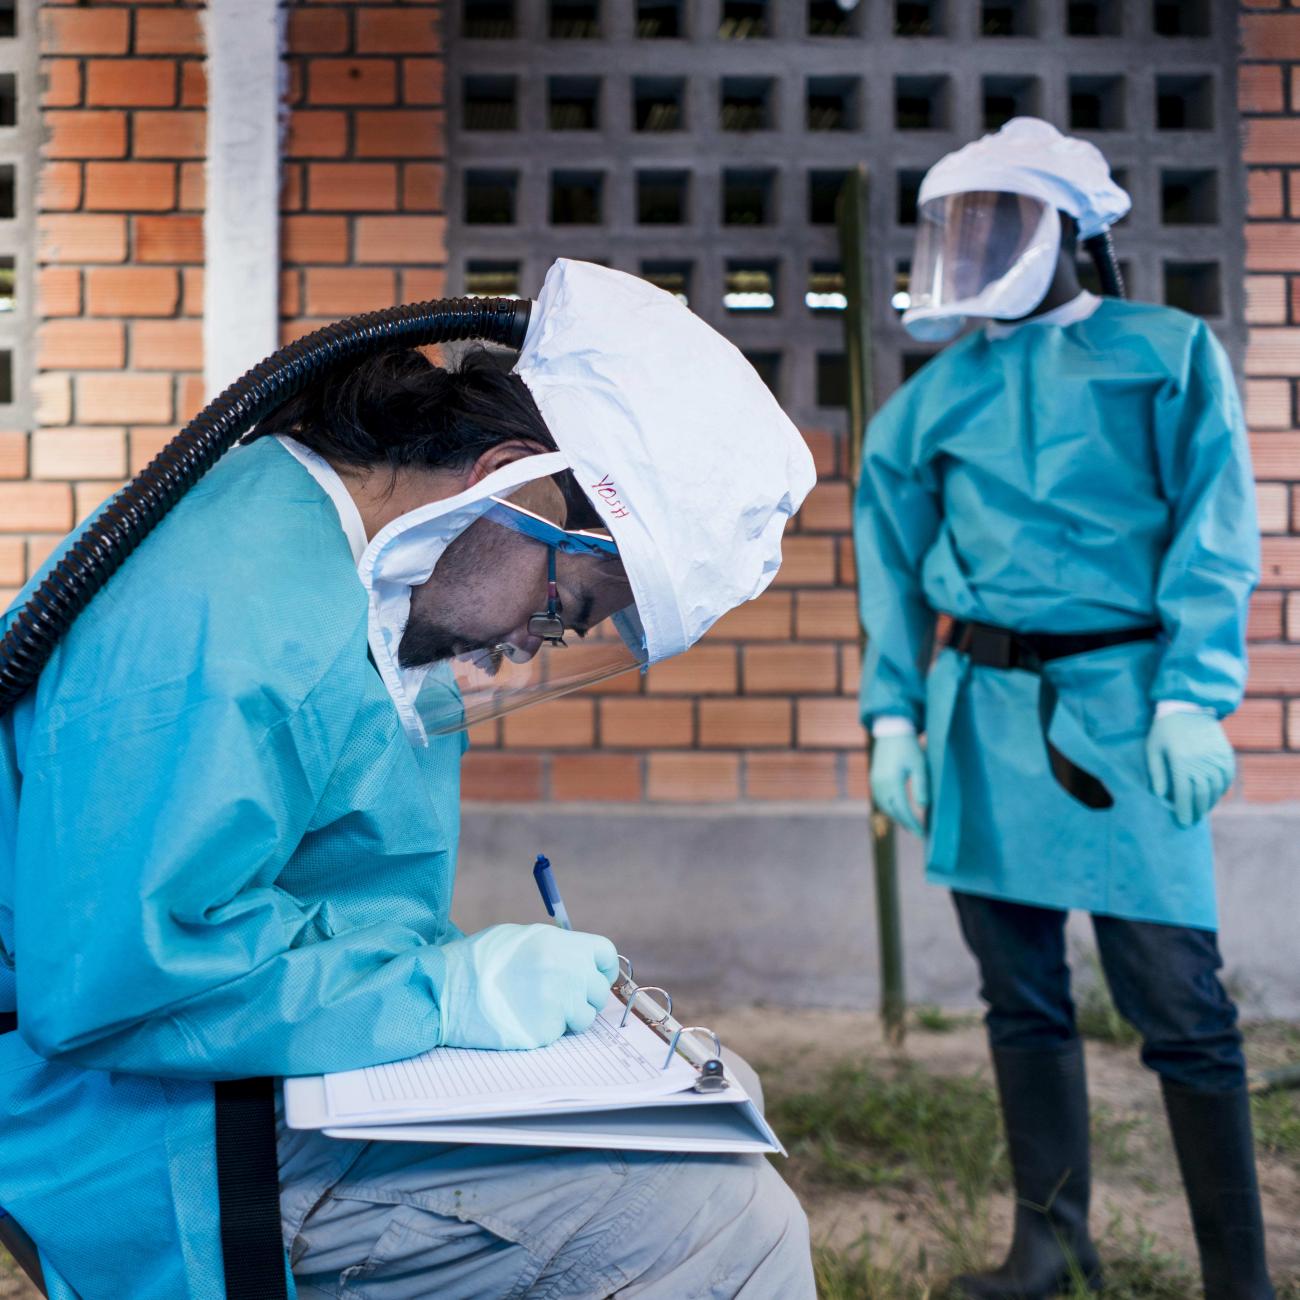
[{"xmin": 354, "ymin": 258, "xmax": 815, "ymax": 744}]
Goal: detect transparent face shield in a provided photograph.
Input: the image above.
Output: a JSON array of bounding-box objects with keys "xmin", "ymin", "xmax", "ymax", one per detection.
[
  {"xmin": 902, "ymin": 191, "xmax": 1060, "ymax": 342},
  {"xmin": 400, "ymin": 472, "xmax": 647, "ymax": 736}
]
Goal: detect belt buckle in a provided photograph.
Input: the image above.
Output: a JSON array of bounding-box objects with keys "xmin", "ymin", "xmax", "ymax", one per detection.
[{"xmin": 971, "ymin": 625, "xmax": 1015, "ymax": 670}]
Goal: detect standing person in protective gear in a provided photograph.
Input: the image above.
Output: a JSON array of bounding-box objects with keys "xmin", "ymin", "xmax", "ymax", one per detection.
[
  {"xmin": 854, "ymin": 119, "xmax": 1274, "ymax": 1300},
  {"xmin": 0, "ymin": 260, "xmax": 817, "ymax": 1300}
]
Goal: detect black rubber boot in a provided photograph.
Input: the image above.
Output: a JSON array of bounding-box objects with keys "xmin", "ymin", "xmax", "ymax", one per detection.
[
  {"xmin": 947, "ymin": 1041, "xmax": 1101, "ymax": 1299},
  {"xmin": 1162, "ymin": 1079, "xmax": 1276, "ymax": 1300}
]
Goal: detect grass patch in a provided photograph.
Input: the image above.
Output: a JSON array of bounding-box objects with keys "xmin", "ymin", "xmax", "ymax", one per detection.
[
  {"xmin": 1252, "ymin": 1088, "xmax": 1300, "ymax": 1168},
  {"xmin": 1074, "ymin": 959, "xmax": 1141, "ymax": 1049},
  {"xmin": 913, "ymin": 1005, "xmax": 965, "ymax": 1033},
  {"xmin": 768, "ymin": 1059, "xmax": 1006, "ymax": 1202},
  {"xmin": 812, "ymin": 1235, "xmax": 929, "ymax": 1300}
]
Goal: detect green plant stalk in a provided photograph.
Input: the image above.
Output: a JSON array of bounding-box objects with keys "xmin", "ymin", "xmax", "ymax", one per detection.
[{"xmin": 838, "ymin": 165, "xmax": 907, "ymax": 1048}]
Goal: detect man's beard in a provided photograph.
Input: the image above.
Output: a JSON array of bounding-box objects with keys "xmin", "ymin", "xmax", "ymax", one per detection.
[{"xmin": 397, "ymin": 607, "xmax": 461, "ymax": 669}]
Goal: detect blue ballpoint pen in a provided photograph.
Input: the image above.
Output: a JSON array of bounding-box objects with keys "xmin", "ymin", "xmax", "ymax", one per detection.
[{"xmin": 532, "ymin": 854, "xmax": 573, "ymax": 931}]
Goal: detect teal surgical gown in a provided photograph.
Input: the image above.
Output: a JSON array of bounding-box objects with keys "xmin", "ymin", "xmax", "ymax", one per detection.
[
  {"xmin": 0, "ymin": 438, "xmax": 469, "ymax": 1298},
  {"xmin": 854, "ymin": 299, "xmax": 1259, "ymax": 930}
]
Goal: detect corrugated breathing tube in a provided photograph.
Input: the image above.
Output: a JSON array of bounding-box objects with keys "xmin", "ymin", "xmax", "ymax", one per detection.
[{"xmin": 0, "ymin": 295, "xmax": 532, "ymax": 716}]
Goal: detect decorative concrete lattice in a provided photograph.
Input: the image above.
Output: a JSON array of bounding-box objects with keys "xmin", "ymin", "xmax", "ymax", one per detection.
[
  {"xmin": 444, "ymin": 0, "xmax": 1244, "ymax": 431},
  {"xmin": 0, "ymin": 0, "xmax": 35, "ymax": 423}
]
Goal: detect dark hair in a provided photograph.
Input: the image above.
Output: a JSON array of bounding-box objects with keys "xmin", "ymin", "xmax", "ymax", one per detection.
[{"xmin": 245, "ymin": 346, "xmax": 557, "ymax": 473}]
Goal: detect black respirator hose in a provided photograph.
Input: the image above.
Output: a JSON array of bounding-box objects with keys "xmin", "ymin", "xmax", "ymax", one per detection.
[
  {"xmin": 1083, "ymin": 228, "xmax": 1126, "ymax": 299},
  {"xmin": 0, "ymin": 296, "xmax": 532, "ymax": 716}
]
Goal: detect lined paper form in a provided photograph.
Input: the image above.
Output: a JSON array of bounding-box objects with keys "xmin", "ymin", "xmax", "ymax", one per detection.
[{"xmin": 322, "ymin": 996, "xmax": 699, "ymax": 1124}]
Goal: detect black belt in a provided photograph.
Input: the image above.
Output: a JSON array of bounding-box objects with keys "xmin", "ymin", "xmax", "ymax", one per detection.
[
  {"xmin": 0, "ymin": 1010, "xmax": 284, "ymax": 1299},
  {"xmin": 946, "ymin": 619, "xmax": 1161, "ymax": 809}
]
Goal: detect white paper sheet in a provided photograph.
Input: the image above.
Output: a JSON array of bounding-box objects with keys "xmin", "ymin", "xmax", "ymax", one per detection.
[{"xmin": 320, "ymin": 996, "xmax": 699, "ymax": 1124}]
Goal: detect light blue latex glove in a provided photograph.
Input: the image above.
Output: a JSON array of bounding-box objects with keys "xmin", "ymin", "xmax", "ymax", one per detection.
[
  {"xmin": 870, "ymin": 733, "xmax": 930, "ymax": 837},
  {"xmin": 1145, "ymin": 712, "xmax": 1236, "ymax": 829},
  {"xmin": 439, "ymin": 923, "xmax": 620, "ymax": 1051}
]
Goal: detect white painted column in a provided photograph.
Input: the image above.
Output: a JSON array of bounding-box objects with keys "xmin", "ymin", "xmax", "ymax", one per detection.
[{"xmin": 202, "ymin": 0, "xmax": 284, "ymax": 399}]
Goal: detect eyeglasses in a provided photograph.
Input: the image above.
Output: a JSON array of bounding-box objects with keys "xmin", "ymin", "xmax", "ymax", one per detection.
[{"xmin": 527, "ymin": 546, "xmax": 568, "ymax": 646}]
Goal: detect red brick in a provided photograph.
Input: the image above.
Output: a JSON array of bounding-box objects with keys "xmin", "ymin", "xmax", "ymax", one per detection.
[
  {"xmin": 699, "ymin": 698, "xmax": 792, "ymax": 747},
  {"xmin": 772, "ymin": 537, "xmax": 837, "ymax": 587},
  {"xmin": 282, "ymin": 215, "xmax": 350, "ymax": 264},
  {"xmin": 76, "ymin": 374, "xmax": 174, "ymax": 425},
  {"xmin": 838, "ymin": 536, "xmax": 857, "ymax": 586},
  {"xmin": 743, "ymin": 644, "xmax": 838, "ymax": 694},
  {"xmin": 1247, "ymin": 170, "xmax": 1284, "ymax": 220},
  {"xmin": 289, "ymin": 8, "xmax": 351, "ymax": 53},
  {"xmin": 710, "ymin": 591, "xmax": 792, "ymax": 640},
  {"xmin": 44, "ymin": 110, "xmax": 127, "ymax": 159},
  {"xmin": 400, "ymin": 269, "xmax": 447, "ymax": 302},
  {"xmin": 1245, "ymin": 381, "xmax": 1292, "ymax": 429},
  {"xmin": 1289, "ymin": 593, "xmax": 1300, "ymax": 642},
  {"xmin": 177, "ymin": 374, "xmax": 205, "ymax": 423},
  {"xmin": 403, "ymin": 59, "xmax": 444, "ymax": 106},
  {"xmin": 798, "ymin": 481, "xmax": 851, "ymax": 532},
  {"xmin": 1224, "ymin": 698, "xmax": 1284, "ymax": 752},
  {"xmin": 402, "ymin": 163, "xmax": 444, "ymax": 211},
  {"xmin": 132, "ymin": 319, "xmax": 203, "ymax": 370},
  {"xmin": 134, "ymin": 215, "xmax": 203, "ymax": 263},
  {"xmin": 645, "ymin": 644, "xmax": 737, "ymax": 694},
  {"xmin": 354, "ymin": 110, "xmax": 445, "ymax": 158},
  {"xmin": 355, "ymin": 215, "xmax": 447, "ymax": 263},
  {"xmin": 1239, "ymin": 64, "xmax": 1284, "ymax": 115},
  {"xmin": 647, "ymin": 753, "xmax": 740, "ymax": 803},
  {"xmin": 85, "ymin": 266, "xmax": 179, "ymax": 317},
  {"xmin": 1247, "ymin": 276, "xmax": 1287, "ymax": 326},
  {"xmin": 182, "ymin": 267, "xmax": 204, "ymax": 316},
  {"xmin": 355, "ymin": 9, "xmax": 441, "ymax": 53},
  {"xmin": 85, "ymin": 59, "xmax": 177, "ymax": 107},
  {"xmin": 0, "ymin": 537, "xmax": 23, "ymax": 585},
  {"xmin": 840, "ymin": 643, "xmax": 861, "ymax": 693},
  {"xmin": 795, "ymin": 590, "xmax": 858, "ymax": 640},
  {"xmin": 36, "ymin": 320, "xmax": 125, "ymax": 370},
  {"xmin": 179, "ymin": 161, "xmax": 204, "ymax": 210},
  {"xmin": 600, "ymin": 698, "xmax": 693, "ymax": 747},
  {"xmin": 281, "ymin": 163, "xmax": 305, "ymax": 213},
  {"xmin": 34, "ymin": 374, "xmax": 73, "ymax": 427},
  {"xmin": 801, "ymin": 427, "xmax": 840, "ymax": 478},
  {"xmin": 1241, "ymin": 13, "xmax": 1300, "ymax": 59},
  {"xmin": 1290, "ymin": 700, "xmax": 1300, "ymax": 751},
  {"xmin": 1245, "ymin": 644, "xmax": 1300, "ymax": 694},
  {"xmin": 501, "ymin": 697, "xmax": 594, "ymax": 748},
  {"xmin": 0, "ymin": 483, "xmax": 74, "ymax": 533},
  {"xmin": 40, "ymin": 8, "xmax": 130, "ymax": 55},
  {"xmin": 1246, "ymin": 328, "xmax": 1300, "ymax": 376},
  {"xmin": 41, "ymin": 59, "xmax": 82, "ymax": 109},
  {"xmin": 38, "ymin": 267, "xmax": 81, "ymax": 317},
  {"xmin": 25, "ymin": 534, "xmax": 62, "ymax": 574},
  {"xmin": 1260, "ymin": 538, "xmax": 1300, "ymax": 587},
  {"xmin": 797, "ymin": 698, "xmax": 864, "ymax": 749},
  {"xmin": 75, "ymin": 478, "xmax": 130, "ymax": 525},
  {"xmin": 309, "ymin": 59, "xmax": 397, "ymax": 105},
  {"xmin": 129, "ymin": 426, "xmax": 180, "ymax": 473},
  {"xmin": 1249, "ymin": 591, "xmax": 1284, "ymax": 642},
  {"xmin": 84, "ymin": 161, "xmax": 176, "ymax": 212},
  {"xmin": 1244, "ymin": 120, "xmax": 1300, "ymax": 167},
  {"xmin": 1258, "ymin": 481, "xmax": 1290, "ymax": 533},
  {"xmin": 1237, "ymin": 754, "xmax": 1300, "ymax": 802},
  {"xmin": 308, "ymin": 162, "xmax": 398, "ymax": 211},
  {"xmin": 304, "ymin": 268, "xmax": 397, "ymax": 316},
  {"xmin": 285, "ymin": 111, "xmax": 348, "ymax": 159},
  {"xmin": 0, "ymin": 432, "xmax": 27, "ymax": 480},
  {"xmin": 461, "ymin": 753, "xmax": 544, "ymax": 800},
  {"xmin": 280, "ymin": 269, "xmax": 302, "ymax": 319},
  {"xmin": 747, "ymin": 752, "xmax": 840, "ymax": 801},
  {"xmin": 180, "ymin": 60, "xmax": 206, "ymax": 109},
  {"xmin": 280, "ymin": 318, "xmax": 334, "ymax": 347},
  {"xmin": 134, "ymin": 111, "xmax": 205, "ymax": 159},
  {"xmin": 551, "ymin": 754, "xmax": 643, "ymax": 802},
  {"xmin": 31, "ymin": 428, "xmax": 127, "ymax": 480},
  {"xmin": 135, "ymin": 8, "xmax": 204, "ymax": 55},
  {"xmin": 1250, "ymin": 433, "xmax": 1300, "ymax": 476},
  {"xmin": 38, "ymin": 161, "xmax": 81, "ymax": 211},
  {"xmin": 39, "ymin": 214, "xmax": 128, "ymax": 264}
]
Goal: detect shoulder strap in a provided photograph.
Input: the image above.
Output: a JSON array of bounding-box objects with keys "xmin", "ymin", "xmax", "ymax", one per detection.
[{"xmin": 214, "ymin": 1077, "xmax": 290, "ymax": 1300}]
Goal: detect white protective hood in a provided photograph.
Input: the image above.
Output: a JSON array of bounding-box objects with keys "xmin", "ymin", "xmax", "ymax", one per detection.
[
  {"xmin": 358, "ymin": 258, "xmax": 816, "ymax": 744},
  {"xmin": 511, "ymin": 258, "xmax": 816, "ymax": 665}
]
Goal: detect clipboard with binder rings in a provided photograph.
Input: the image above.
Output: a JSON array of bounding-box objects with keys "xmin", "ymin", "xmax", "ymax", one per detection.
[{"xmin": 285, "ymin": 956, "xmax": 784, "ymax": 1155}]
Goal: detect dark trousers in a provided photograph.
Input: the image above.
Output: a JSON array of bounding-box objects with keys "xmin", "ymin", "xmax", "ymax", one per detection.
[{"xmin": 952, "ymin": 890, "xmax": 1246, "ymax": 1092}]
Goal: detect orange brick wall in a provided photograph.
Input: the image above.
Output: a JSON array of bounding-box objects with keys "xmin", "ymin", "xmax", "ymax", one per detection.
[
  {"xmin": 1239, "ymin": 3, "xmax": 1300, "ymax": 801},
  {"xmin": 7, "ymin": 3, "xmax": 1299, "ymax": 805},
  {"xmin": 9, "ymin": 0, "xmax": 207, "ymax": 607}
]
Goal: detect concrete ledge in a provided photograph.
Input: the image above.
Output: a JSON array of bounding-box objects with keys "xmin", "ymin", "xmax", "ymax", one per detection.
[{"xmin": 455, "ymin": 803, "xmax": 1300, "ymax": 1019}]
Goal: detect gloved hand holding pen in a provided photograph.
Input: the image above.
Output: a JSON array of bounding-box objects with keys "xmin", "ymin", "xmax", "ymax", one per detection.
[{"xmin": 439, "ymin": 924, "xmax": 619, "ymax": 1051}]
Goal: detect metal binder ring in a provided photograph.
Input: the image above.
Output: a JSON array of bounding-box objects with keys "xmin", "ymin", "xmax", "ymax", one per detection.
[
  {"xmin": 616, "ymin": 953, "xmax": 634, "ymax": 986},
  {"xmin": 663, "ymin": 1025, "xmax": 723, "ymax": 1071},
  {"xmin": 619, "ymin": 985, "xmax": 672, "ymax": 1029}
]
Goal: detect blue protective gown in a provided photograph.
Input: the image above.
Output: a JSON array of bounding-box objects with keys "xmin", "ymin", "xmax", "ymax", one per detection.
[
  {"xmin": 0, "ymin": 438, "xmax": 469, "ymax": 1299},
  {"xmin": 854, "ymin": 298, "xmax": 1259, "ymax": 930}
]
